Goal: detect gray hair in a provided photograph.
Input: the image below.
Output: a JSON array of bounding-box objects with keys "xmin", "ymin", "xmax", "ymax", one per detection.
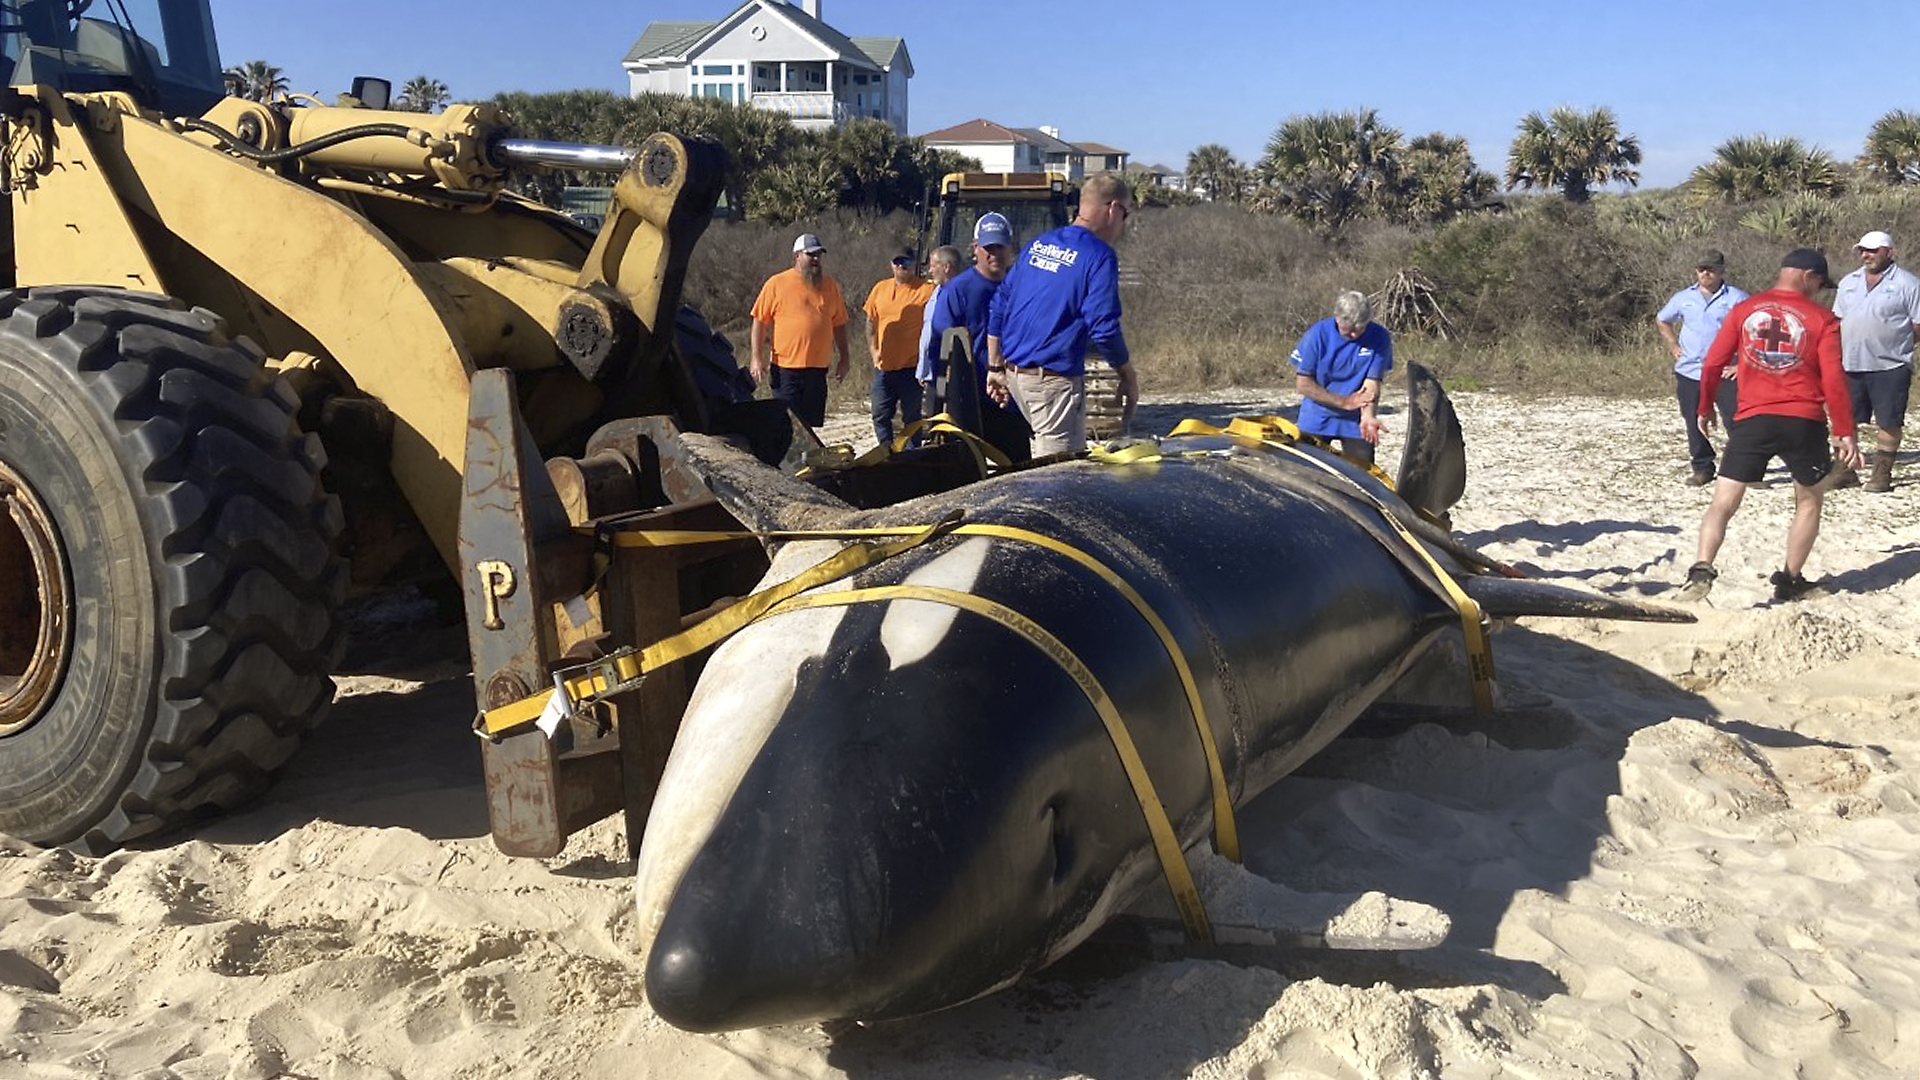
[
  {"xmin": 930, "ymin": 245, "xmax": 963, "ymax": 270},
  {"xmin": 1333, "ymin": 290, "xmax": 1372, "ymax": 328}
]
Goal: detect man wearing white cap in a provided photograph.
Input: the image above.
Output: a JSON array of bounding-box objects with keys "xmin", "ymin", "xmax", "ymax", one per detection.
[
  {"xmin": 1831, "ymin": 229, "xmax": 1920, "ymax": 491},
  {"xmin": 750, "ymin": 233, "xmax": 851, "ymax": 428}
]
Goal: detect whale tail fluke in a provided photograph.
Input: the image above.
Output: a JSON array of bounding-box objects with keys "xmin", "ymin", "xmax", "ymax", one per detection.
[{"xmin": 1397, "ymin": 362, "xmax": 1467, "ymax": 525}]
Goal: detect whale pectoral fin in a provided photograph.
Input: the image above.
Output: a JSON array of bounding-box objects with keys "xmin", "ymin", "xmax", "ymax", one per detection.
[
  {"xmin": 1461, "ymin": 575, "xmax": 1697, "ymax": 624},
  {"xmin": 676, "ymin": 432, "xmax": 856, "ymax": 536},
  {"xmin": 1397, "ymin": 362, "xmax": 1467, "ymax": 522}
]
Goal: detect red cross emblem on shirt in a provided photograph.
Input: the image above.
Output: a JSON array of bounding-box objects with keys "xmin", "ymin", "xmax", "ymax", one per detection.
[{"xmin": 1741, "ymin": 305, "xmax": 1804, "ymax": 373}]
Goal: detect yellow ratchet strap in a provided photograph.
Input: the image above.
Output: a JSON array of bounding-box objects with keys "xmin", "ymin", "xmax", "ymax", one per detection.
[
  {"xmin": 894, "ymin": 412, "xmax": 1015, "ymax": 473},
  {"xmin": 769, "ymin": 584, "xmax": 1213, "ymax": 944},
  {"xmin": 797, "ymin": 414, "xmax": 1014, "ymax": 480},
  {"xmin": 476, "ymin": 514, "xmax": 960, "ymax": 737},
  {"xmin": 590, "ymin": 518, "xmax": 1238, "ymax": 860},
  {"xmin": 1086, "ymin": 441, "xmax": 1168, "ymax": 466},
  {"xmin": 1168, "ymin": 416, "xmax": 1495, "ymax": 713}
]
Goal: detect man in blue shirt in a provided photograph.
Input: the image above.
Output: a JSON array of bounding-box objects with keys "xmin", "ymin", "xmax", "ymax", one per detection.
[
  {"xmin": 1290, "ymin": 291, "xmax": 1393, "ymax": 464},
  {"xmin": 983, "ymin": 174, "xmax": 1136, "ymax": 455},
  {"xmin": 928, "ymin": 213, "xmax": 1030, "ymax": 461},
  {"xmin": 1656, "ymin": 249, "xmax": 1749, "ymax": 486}
]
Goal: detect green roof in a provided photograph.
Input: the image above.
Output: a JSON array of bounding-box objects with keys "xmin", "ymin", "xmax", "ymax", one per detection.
[
  {"xmin": 625, "ymin": 21, "xmax": 715, "ymax": 63},
  {"xmin": 849, "ymin": 36, "xmax": 909, "ymax": 73}
]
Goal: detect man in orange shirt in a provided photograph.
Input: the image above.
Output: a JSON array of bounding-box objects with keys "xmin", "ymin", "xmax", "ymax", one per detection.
[
  {"xmin": 864, "ymin": 251, "xmax": 934, "ymax": 446},
  {"xmin": 1680, "ymin": 248, "xmax": 1863, "ymax": 604},
  {"xmin": 750, "ymin": 233, "xmax": 851, "ymax": 428}
]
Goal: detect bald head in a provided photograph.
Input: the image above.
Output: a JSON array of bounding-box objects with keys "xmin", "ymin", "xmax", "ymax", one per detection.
[{"xmin": 1075, "ymin": 173, "xmax": 1134, "ymax": 244}]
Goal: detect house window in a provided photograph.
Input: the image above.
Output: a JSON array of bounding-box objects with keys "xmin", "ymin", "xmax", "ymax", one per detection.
[
  {"xmin": 703, "ymin": 65, "xmax": 733, "ymax": 76},
  {"xmin": 720, "ymin": 84, "xmax": 734, "ymax": 102},
  {"xmin": 756, "ymin": 66, "xmax": 769, "ymax": 77}
]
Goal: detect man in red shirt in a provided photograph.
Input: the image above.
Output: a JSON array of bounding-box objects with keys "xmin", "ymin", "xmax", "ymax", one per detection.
[{"xmin": 1680, "ymin": 248, "xmax": 1863, "ymax": 603}]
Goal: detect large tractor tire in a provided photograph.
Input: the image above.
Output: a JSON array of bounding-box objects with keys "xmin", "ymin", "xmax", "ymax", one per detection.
[{"xmin": 0, "ymin": 287, "xmax": 345, "ymax": 853}]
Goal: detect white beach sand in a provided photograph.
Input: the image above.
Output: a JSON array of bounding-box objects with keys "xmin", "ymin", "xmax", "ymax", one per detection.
[{"xmin": 5, "ymin": 389, "xmax": 1919, "ymax": 1079}]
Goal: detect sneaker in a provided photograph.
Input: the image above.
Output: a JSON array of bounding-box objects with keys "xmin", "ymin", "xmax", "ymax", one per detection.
[
  {"xmin": 1678, "ymin": 562, "xmax": 1717, "ymax": 601},
  {"xmin": 1686, "ymin": 468, "xmax": 1715, "ymax": 487},
  {"xmin": 1770, "ymin": 570, "xmax": 1823, "ymax": 602}
]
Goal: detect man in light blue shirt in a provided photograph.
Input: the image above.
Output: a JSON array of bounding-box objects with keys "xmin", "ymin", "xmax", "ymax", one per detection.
[
  {"xmin": 1832, "ymin": 229, "xmax": 1920, "ymax": 492},
  {"xmin": 1656, "ymin": 249, "xmax": 1748, "ymax": 486}
]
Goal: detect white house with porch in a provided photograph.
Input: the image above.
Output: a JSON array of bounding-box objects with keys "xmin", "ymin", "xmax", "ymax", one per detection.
[{"xmin": 622, "ymin": 0, "xmax": 911, "ymax": 133}]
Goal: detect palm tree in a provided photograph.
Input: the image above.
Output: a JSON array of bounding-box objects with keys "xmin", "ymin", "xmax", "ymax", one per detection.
[
  {"xmin": 1861, "ymin": 109, "xmax": 1920, "ymax": 185},
  {"xmin": 1688, "ymin": 135, "xmax": 1841, "ymax": 203},
  {"xmin": 1389, "ymin": 132, "xmax": 1499, "ymax": 224},
  {"xmin": 397, "ymin": 76, "xmax": 450, "ymax": 114},
  {"xmin": 1184, "ymin": 143, "xmax": 1240, "ymax": 202},
  {"xmin": 744, "ymin": 158, "xmax": 841, "ymax": 226},
  {"xmin": 1504, "ymin": 106, "xmax": 1641, "ymax": 202},
  {"xmin": 223, "ymin": 60, "xmax": 287, "ymax": 103},
  {"xmin": 1255, "ymin": 109, "xmax": 1404, "ymax": 226}
]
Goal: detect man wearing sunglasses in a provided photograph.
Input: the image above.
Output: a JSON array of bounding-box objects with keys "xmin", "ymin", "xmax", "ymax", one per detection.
[
  {"xmin": 983, "ymin": 174, "xmax": 1138, "ymax": 455},
  {"xmin": 864, "ymin": 251, "xmax": 934, "ymax": 446},
  {"xmin": 1657, "ymin": 249, "xmax": 1748, "ymax": 486}
]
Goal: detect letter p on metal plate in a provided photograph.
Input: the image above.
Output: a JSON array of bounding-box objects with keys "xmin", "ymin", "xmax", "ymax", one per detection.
[{"xmin": 475, "ymin": 559, "xmax": 517, "ymax": 630}]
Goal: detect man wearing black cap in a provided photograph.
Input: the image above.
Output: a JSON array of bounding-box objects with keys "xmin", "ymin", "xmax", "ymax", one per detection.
[
  {"xmin": 1679, "ymin": 248, "xmax": 1862, "ymax": 603},
  {"xmin": 862, "ymin": 251, "xmax": 932, "ymax": 446},
  {"xmin": 1656, "ymin": 249, "xmax": 1748, "ymax": 485}
]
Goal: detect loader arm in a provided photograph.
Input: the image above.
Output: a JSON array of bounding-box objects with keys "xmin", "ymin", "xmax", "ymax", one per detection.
[{"xmin": 6, "ymin": 86, "xmax": 723, "ymax": 569}]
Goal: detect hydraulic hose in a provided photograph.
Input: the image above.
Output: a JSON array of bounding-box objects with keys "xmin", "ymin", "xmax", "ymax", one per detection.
[{"xmin": 175, "ymin": 116, "xmax": 419, "ymax": 164}]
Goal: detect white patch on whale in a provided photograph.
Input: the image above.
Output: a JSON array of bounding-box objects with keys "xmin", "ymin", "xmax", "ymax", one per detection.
[
  {"xmin": 634, "ymin": 539, "xmax": 852, "ymax": 946},
  {"xmin": 879, "ymin": 536, "xmax": 993, "ymax": 671}
]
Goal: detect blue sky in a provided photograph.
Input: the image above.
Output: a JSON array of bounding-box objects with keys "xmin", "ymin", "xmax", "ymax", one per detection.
[{"xmin": 212, "ymin": 0, "xmax": 1896, "ymax": 192}]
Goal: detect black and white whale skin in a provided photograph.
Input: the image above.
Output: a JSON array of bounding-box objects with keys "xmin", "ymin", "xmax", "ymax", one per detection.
[{"xmin": 634, "ymin": 428, "xmax": 1682, "ymax": 1032}]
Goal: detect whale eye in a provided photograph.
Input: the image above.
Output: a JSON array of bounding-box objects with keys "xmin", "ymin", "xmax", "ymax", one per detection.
[{"xmin": 1043, "ymin": 797, "xmax": 1075, "ymax": 885}]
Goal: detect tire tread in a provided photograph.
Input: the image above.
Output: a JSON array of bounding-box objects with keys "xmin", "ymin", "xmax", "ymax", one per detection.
[{"xmin": 0, "ymin": 287, "xmax": 345, "ymax": 853}]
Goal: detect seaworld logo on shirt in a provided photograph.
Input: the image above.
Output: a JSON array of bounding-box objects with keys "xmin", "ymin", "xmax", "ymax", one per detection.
[{"xmin": 1026, "ymin": 242, "xmax": 1079, "ymax": 273}]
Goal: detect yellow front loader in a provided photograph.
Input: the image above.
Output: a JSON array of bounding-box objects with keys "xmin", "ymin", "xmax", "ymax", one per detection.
[{"xmin": 0, "ymin": 0, "xmax": 805, "ymax": 856}]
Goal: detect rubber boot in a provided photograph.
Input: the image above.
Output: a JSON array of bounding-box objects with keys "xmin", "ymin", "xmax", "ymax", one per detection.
[{"xmin": 1864, "ymin": 454, "xmax": 1894, "ymax": 493}]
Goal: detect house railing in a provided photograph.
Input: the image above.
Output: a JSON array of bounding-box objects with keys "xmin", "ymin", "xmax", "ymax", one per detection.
[{"xmin": 750, "ymin": 91, "xmax": 847, "ymax": 124}]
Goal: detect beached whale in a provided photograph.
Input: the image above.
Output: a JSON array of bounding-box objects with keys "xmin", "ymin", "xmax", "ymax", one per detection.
[{"xmin": 632, "ymin": 405, "xmax": 1685, "ymax": 1033}]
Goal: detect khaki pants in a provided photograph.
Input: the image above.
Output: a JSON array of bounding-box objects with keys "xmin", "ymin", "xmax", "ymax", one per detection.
[{"xmin": 1010, "ymin": 367, "xmax": 1085, "ymax": 455}]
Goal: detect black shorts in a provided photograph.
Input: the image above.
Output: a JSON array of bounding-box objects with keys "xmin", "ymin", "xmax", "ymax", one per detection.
[
  {"xmin": 1719, "ymin": 414, "xmax": 1832, "ymax": 487},
  {"xmin": 1846, "ymin": 366, "xmax": 1912, "ymax": 431}
]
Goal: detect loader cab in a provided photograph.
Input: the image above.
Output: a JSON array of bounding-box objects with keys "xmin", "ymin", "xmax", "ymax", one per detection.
[
  {"xmin": 2, "ymin": 0, "xmax": 224, "ymax": 116},
  {"xmin": 930, "ymin": 172, "xmax": 1072, "ymax": 259}
]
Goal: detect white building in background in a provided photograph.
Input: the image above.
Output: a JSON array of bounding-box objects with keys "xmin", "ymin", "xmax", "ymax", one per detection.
[
  {"xmin": 919, "ymin": 119, "xmax": 1129, "ymax": 183},
  {"xmin": 622, "ymin": 0, "xmax": 912, "ymax": 133}
]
